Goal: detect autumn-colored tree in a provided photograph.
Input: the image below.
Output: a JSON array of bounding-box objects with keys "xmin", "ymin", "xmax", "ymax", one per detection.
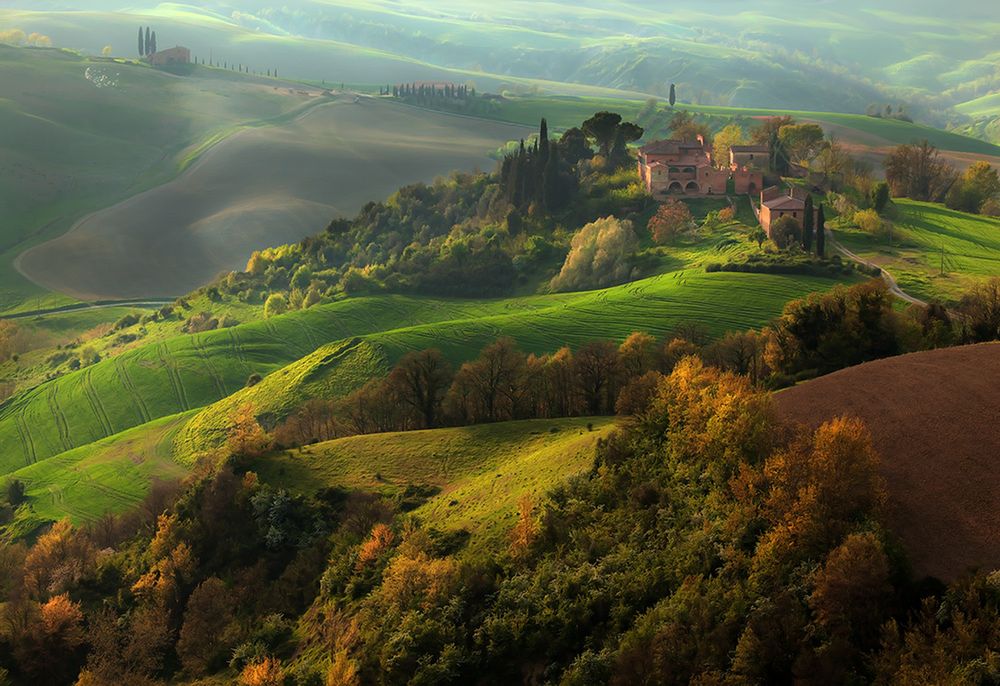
[
  {"xmin": 327, "ymin": 650, "xmax": 361, "ymax": 686},
  {"xmin": 132, "ymin": 541, "xmax": 197, "ymax": 610},
  {"xmin": 227, "ymin": 403, "xmax": 270, "ymax": 458},
  {"xmin": 647, "ymin": 358, "xmax": 773, "ymax": 475},
  {"xmin": 648, "ymin": 199, "xmax": 694, "ymax": 244},
  {"xmin": 510, "ymin": 495, "xmax": 539, "ymax": 559},
  {"xmin": 177, "ymin": 577, "xmax": 238, "ymax": 675},
  {"xmin": 241, "ymin": 657, "xmax": 285, "ymax": 686},
  {"xmin": 22, "ymin": 519, "xmax": 95, "ymax": 599},
  {"xmin": 618, "ymin": 331, "xmax": 659, "ymax": 378},
  {"xmin": 356, "ymin": 523, "xmax": 395, "ymax": 570},
  {"xmin": 11, "ymin": 594, "xmax": 86, "ymax": 683}
]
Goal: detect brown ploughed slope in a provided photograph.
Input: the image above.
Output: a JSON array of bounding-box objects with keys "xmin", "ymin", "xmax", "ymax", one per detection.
[{"xmin": 774, "ymin": 343, "xmax": 1000, "ymax": 581}]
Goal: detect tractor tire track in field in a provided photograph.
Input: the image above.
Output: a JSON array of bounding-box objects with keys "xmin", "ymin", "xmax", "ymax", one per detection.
[
  {"xmin": 48, "ymin": 383, "xmax": 72, "ymax": 453},
  {"xmin": 14, "ymin": 408, "xmax": 37, "ymax": 465},
  {"xmin": 193, "ymin": 334, "xmax": 228, "ymax": 399},
  {"xmin": 83, "ymin": 369, "xmax": 115, "ymax": 438},
  {"xmin": 157, "ymin": 344, "xmax": 189, "ymax": 411},
  {"xmin": 227, "ymin": 328, "xmax": 252, "ymax": 374},
  {"xmin": 116, "ymin": 361, "xmax": 151, "ymax": 424}
]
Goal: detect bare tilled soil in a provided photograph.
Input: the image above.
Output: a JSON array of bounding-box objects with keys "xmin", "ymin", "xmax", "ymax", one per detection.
[{"xmin": 775, "ymin": 342, "xmax": 1000, "ymax": 581}]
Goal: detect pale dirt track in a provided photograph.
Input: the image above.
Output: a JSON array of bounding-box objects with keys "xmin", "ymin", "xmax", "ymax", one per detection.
[
  {"xmin": 775, "ymin": 343, "xmax": 1000, "ymax": 581},
  {"xmin": 17, "ymin": 97, "xmax": 530, "ymax": 300}
]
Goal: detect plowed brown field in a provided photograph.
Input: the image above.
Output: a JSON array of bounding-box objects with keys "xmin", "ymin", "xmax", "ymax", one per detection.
[{"xmin": 775, "ymin": 343, "xmax": 1000, "ymax": 581}]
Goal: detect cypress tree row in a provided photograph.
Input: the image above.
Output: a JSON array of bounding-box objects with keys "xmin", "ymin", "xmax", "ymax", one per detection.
[{"xmin": 499, "ymin": 119, "xmax": 574, "ymax": 213}]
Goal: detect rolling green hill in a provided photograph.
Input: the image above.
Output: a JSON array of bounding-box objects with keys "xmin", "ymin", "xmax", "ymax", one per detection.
[
  {"xmin": 252, "ymin": 416, "xmax": 616, "ymax": 550},
  {"xmin": 3, "ymin": 411, "xmax": 193, "ymax": 538},
  {"xmin": 6, "ymin": 1, "xmax": 999, "ymax": 116},
  {"xmin": 833, "ymin": 199, "xmax": 1000, "ymax": 302},
  {"xmin": 0, "ymin": 270, "xmax": 847, "ymax": 475},
  {"xmin": 0, "ymin": 44, "xmax": 318, "ymax": 312},
  {"xmin": 433, "ymin": 94, "xmax": 1000, "ymax": 158}
]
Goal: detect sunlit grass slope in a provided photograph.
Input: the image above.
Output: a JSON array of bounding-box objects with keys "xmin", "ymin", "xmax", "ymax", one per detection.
[
  {"xmin": 4, "ymin": 412, "xmax": 193, "ymax": 537},
  {"xmin": 253, "ymin": 417, "xmax": 616, "ymax": 549},
  {"xmin": 177, "ymin": 270, "xmax": 844, "ymax": 457},
  {"xmin": 834, "ymin": 199, "xmax": 1000, "ymax": 302},
  {"xmin": 0, "ymin": 270, "xmax": 845, "ymax": 473}
]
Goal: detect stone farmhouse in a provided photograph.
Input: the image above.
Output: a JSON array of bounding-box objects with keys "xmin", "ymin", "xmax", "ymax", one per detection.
[
  {"xmin": 637, "ymin": 135, "xmax": 765, "ymax": 197},
  {"xmin": 759, "ymin": 186, "xmax": 818, "ymax": 239},
  {"xmin": 729, "ymin": 144, "xmax": 770, "ymax": 170},
  {"xmin": 149, "ymin": 46, "xmax": 190, "ymax": 66}
]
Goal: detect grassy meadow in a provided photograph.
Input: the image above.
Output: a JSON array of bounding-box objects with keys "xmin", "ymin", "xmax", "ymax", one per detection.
[
  {"xmin": 0, "ymin": 268, "xmax": 847, "ymax": 477},
  {"xmin": 3, "ymin": 412, "xmax": 193, "ymax": 537},
  {"xmin": 833, "ymin": 199, "xmax": 1000, "ymax": 302},
  {"xmin": 0, "ymin": 44, "xmax": 319, "ymax": 312},
  {"xmin": 16, "ymin": 96, "xmax": 531, "ymax": 300},
  {"xmin": 252, "ymin": 417, "xmax": 616, "ymax": 550}
]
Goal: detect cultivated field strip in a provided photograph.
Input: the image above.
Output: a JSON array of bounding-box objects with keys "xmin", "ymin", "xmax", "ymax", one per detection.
[{"xmin": 0, "ymin": 271, "xmax": 840, "ymax": 475}]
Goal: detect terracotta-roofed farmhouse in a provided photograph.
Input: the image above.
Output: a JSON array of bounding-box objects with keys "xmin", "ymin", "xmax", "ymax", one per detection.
[
  {"xmin": 759, "ymin": 186, "xmax": 818, "ymax": 238},
  {"xmin": 729, "ymin": 144, "xmax": 770, "ymax": 170},
  {"xmin": 149, "ymin": 46, "xmax": 190, "ymax": 66},
  {"xmin": 637, "ymin": 135, "xmax": 764, "ymax": 197}
]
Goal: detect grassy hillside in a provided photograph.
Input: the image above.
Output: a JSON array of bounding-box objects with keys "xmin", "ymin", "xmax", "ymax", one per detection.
[
  {"xmin": 252, "ymin": 417, "xmax": 616, "ymax": 550},
  {"xmin": 440, "ymin": 94, "xmax": 1000, "ymax": 158},
  {"xmin": 6, "ymin": 1, "xmax": 999, "ymax": 115},
  {"xmin": 4, "ymin": 412, "xmax": 193, "ymax": 537},
  {"xmin": 176, "ymin": 270, "xmax": 845, "ymax": 458},
  {"xmin": 833, "ymin": 199, "xmax": 1000, "ymax": 302},
  {"xmin": 0, "ymin": 270, "xmax": 847, "ymax": 474},
  {"xmin": 17, "ymin": 96, "xmax": 531, "ymax": 300},
  {"xmin": 0, "ymin": 44, "xmax": 317, "ymax": 312}
]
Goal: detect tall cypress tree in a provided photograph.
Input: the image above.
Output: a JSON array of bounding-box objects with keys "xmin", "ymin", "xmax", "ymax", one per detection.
[
  {"xmin": 816, "ymin": 204, "xmax": 826, "ymax": 257},
  {"xmin": 145, "ymin": 27, "xmax": 151, "ymax": 55},
  {"xmin": 802, "ymin": 194, "xmax": 814, "ymax": 252},
  {"xmin": 138, "ymin": 27, "xmax": 144, "ymax": 56},
  {"xmin": 542, "ymin": 144, "xmax": 561, "ymax": 212},
  {"xmin": 669, "ymin": 83, "xmax": 676, "ymax": 107},
  {"xmin": 150, "ymin": 31, "xmax": 157, "ymax": 55}
]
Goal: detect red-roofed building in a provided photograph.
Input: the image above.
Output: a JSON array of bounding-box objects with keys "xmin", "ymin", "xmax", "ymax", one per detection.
[
  {"xmin": 760, "ymin": 186, "xmax": 818, "ymax": 238},
  {"xmin": 638, "ymin": 135, "xmax": 764, "ymax": 198},
  {"xmin": 149, "ymin": 46, "xmax": 190, "ymax": 66}
]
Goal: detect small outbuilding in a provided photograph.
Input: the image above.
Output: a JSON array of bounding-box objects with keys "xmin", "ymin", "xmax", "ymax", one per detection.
[{"xmin": 149, "ymin": 46, "xmax": 190, "ymax": 66}]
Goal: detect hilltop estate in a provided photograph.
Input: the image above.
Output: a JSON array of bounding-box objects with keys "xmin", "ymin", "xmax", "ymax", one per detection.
[{"xmin": 637, "ymin": 135, "xmax": 765, "ymax": 197}]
